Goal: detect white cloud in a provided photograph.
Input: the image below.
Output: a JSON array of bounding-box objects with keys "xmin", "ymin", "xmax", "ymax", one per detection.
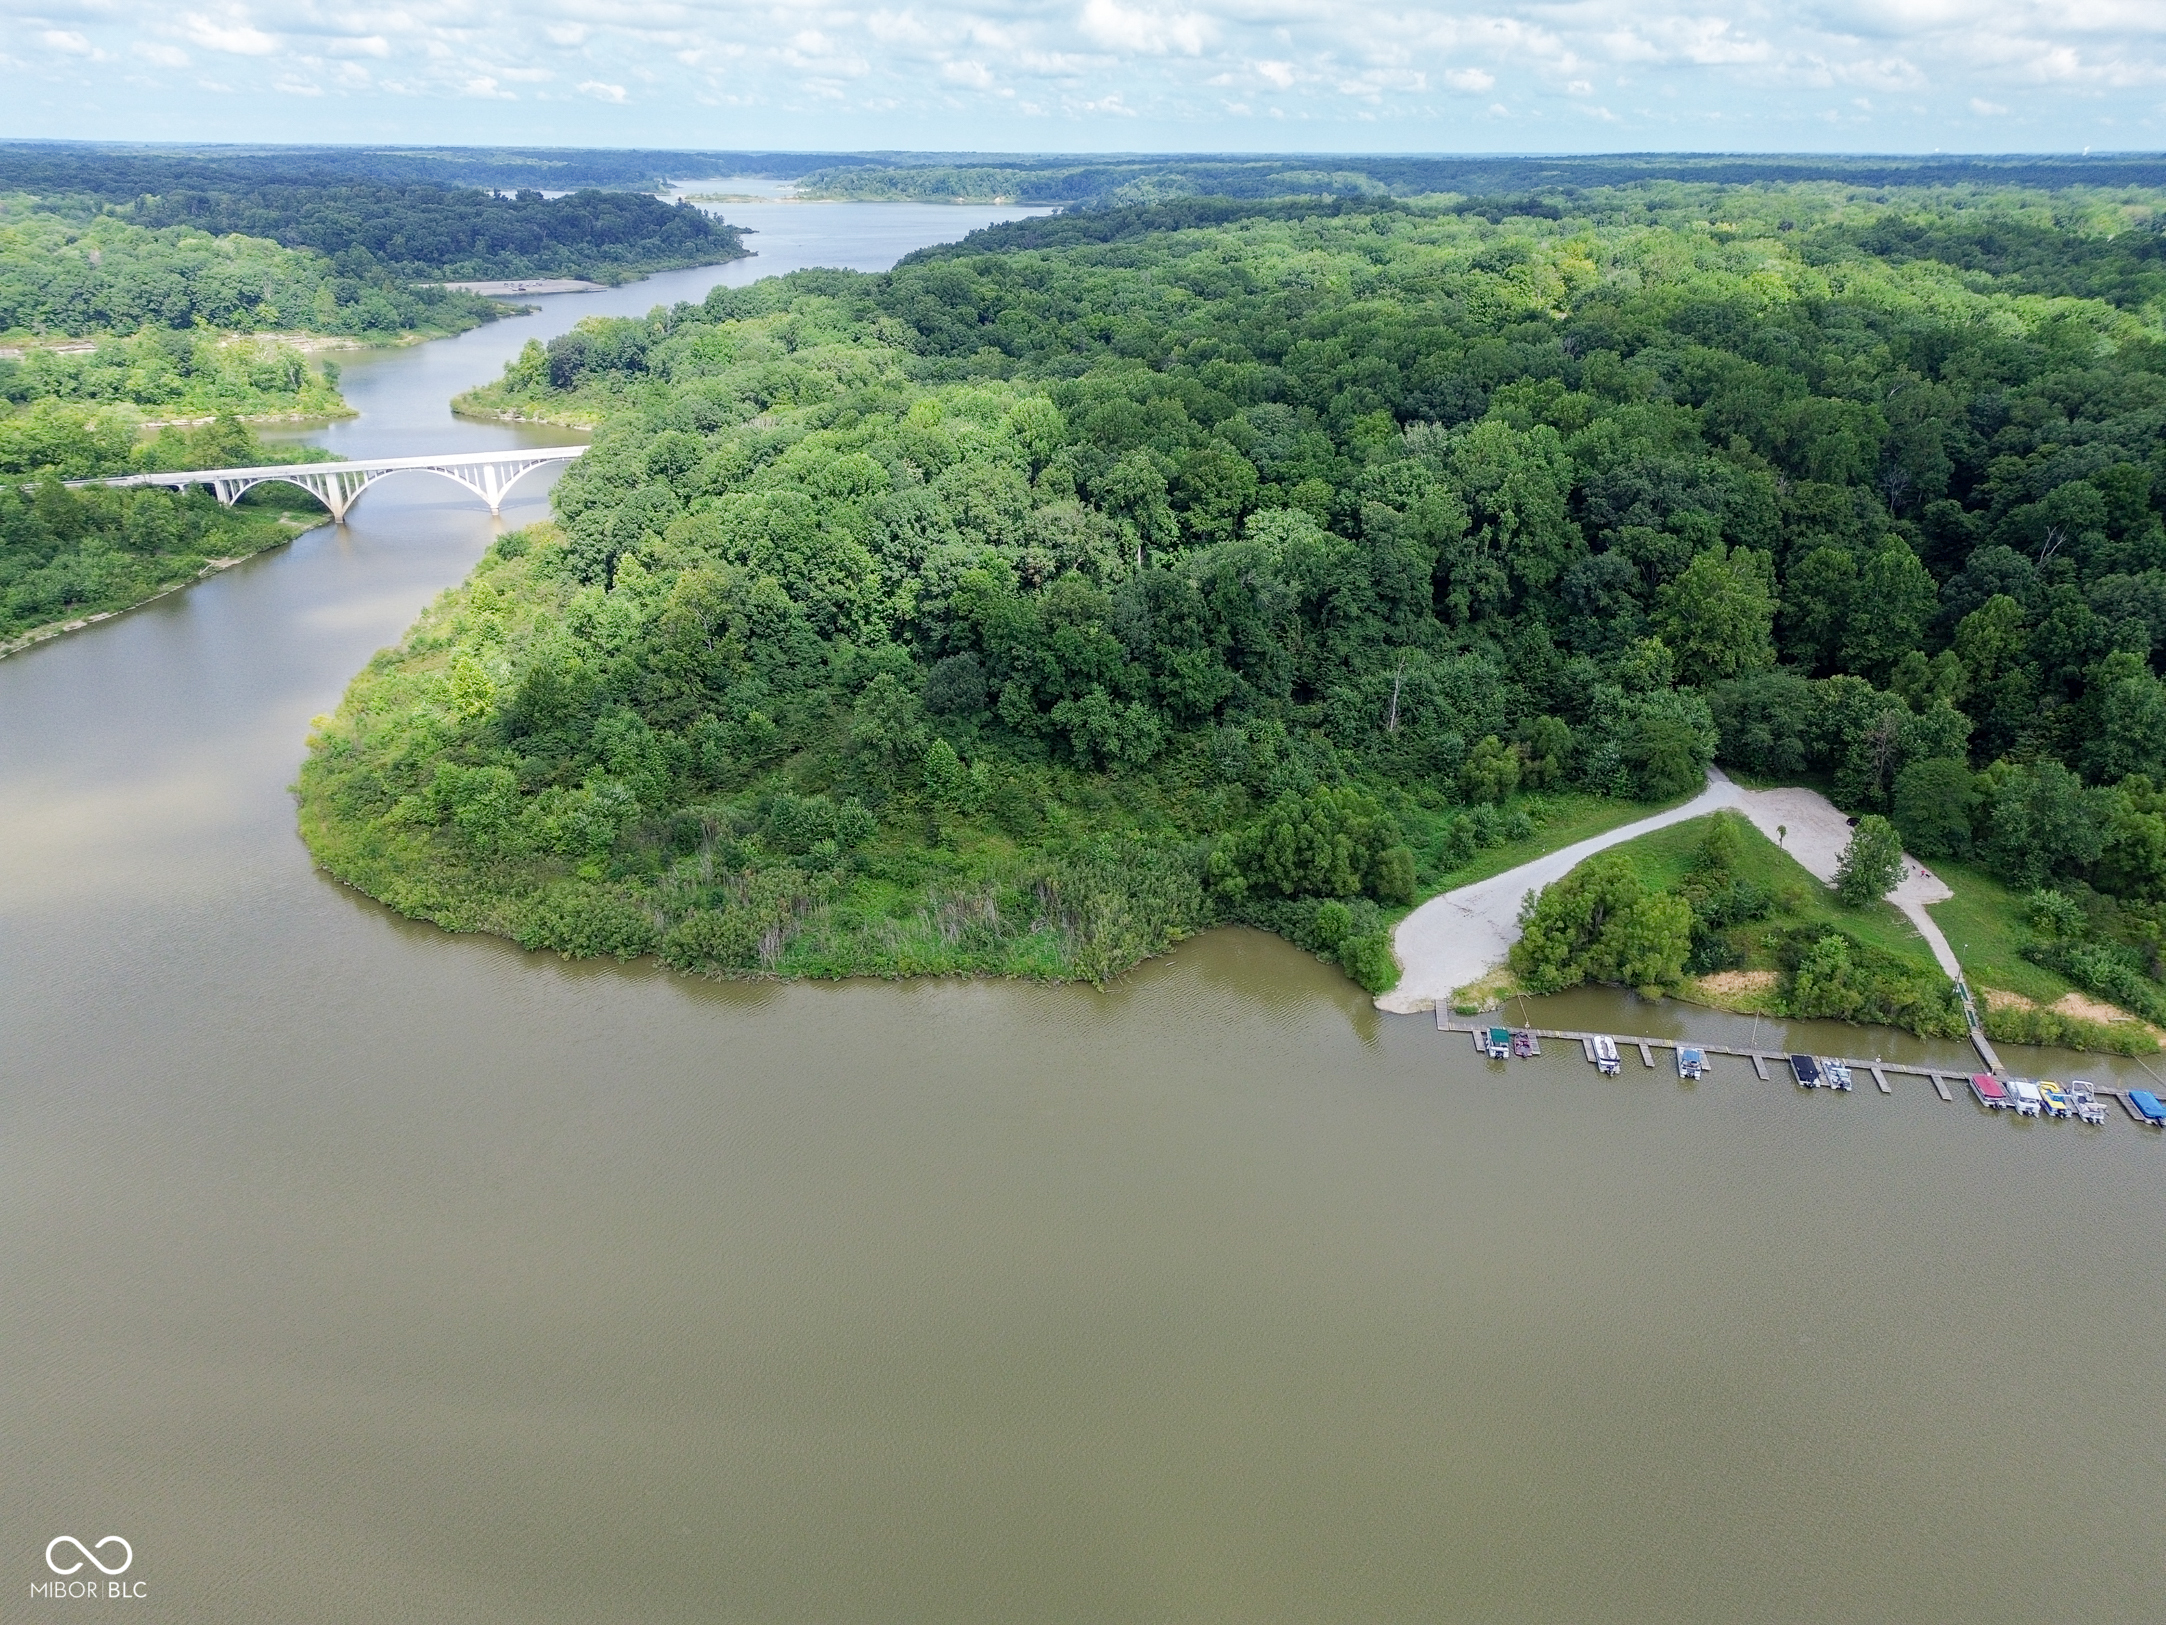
[
  {"xmin": 0, "ymin": 0, "xmax": 2159, "ymax": 145},
  {"xmin": 1971, "ymin": 95, "xmax": 2009, "ymax": 112},
  {"xmin": 1079, "ymin": 0, "xmax": 1211, "ymax": 57},
  {"xmin": 181, "ymin": 10, "xmax": 277, "ymax": 56}
]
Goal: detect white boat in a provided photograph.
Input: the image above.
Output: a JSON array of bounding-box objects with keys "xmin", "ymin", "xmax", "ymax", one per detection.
[
  {"xmin": 2006, "ymin": 1078, "xmax": 2044, "ymax": 1118},
  {"xmin": 1592, "ymin": 1035, "xmax": 1621, "ymax": 1076},
  {"xmin": 1822, "ymin": 1060, "xmax": 1853, "ymax": 1092},
  {"xmin": 2066, "ymin": 1081, "xmax": 2110, "ymax": 1126}
]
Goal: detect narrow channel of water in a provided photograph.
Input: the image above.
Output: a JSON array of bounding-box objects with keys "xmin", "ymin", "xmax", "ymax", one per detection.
[{"xmin": 3, "ymin": 200, "xmax": 2163, "ymax": 1624}]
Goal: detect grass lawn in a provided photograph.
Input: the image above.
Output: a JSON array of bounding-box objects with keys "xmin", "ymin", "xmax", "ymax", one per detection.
[
  {"xmin": 1410, "ymin": 789, "xmax": 1701, "ymax": 904},
  {"xmin": 1921, "ymin": 859, "xmax": 2078, "ymax": 1004},
  {"xmin": 1601, "ymin": 812, "xmax": 1944, "ymax": 978}
]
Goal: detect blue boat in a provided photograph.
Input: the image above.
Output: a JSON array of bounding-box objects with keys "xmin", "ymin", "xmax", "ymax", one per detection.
[
  {"xmin": 2131, "ymin": 1089, "xmax": 2166, "ymax": 1126},
  {"xmin": 1790, "ymin": 1054, "xmax": 1822, "ymax": 1087},
  {"xmin": 1676, "ymin": 1045, "xmax": 1705, "ymax": 1080}
]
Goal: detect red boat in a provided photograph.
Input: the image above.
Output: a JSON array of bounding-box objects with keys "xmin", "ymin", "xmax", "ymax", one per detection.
[{"xmin": 1969, "ymin": 1073, "xmax": 2010, "ymax": 1110}]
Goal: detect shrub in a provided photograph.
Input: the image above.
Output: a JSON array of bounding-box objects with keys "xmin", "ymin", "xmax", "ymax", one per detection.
[
  {"xmin": 516, "ymin": 881, "xmax": 660, "ymax": 959},
  {"xmin": 1773, "ymin": 928, "xmax": 1964, "ymax": 1037},
  {"xmin": 1336, "ymin": 929, "xmax": 1399, "ymax": 994},
  {"xmin": 1509, "ymin": 850, "xmax": 1692, "ymax": 994},
  {"xmin": 1041, "ymin": 834, "xmax": 1208, "ymax": 984},
  {"xmin": 1982, "ymin": 1002, "xmax": 2157, "ymax": 1056},
  {"xmin": 2020, "ymin": 936, "xmax": 2166, "ymax": 1027}
]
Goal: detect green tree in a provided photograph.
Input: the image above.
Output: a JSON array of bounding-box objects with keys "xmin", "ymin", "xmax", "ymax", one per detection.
[
  {"xmin": 1208, "ymin": 785, "xmax": 1416, "ymax": 906},
  {"xmin": 1891, "ymin": 757, "xmax": 1978, "ymax": 859},
  {"xmin": 1979, "ymin": 760, "xmax": 2103, "ymax": 890},
  {"xmin": 1509, "ymin": 851, "xmax": 1691, "ymax": 994},
  {"xmin": 1834, "ymin": 814, "xmax": 1905, "ymax": 906},
  {"xmin": 1459, "ymin": 734, "xmax": 1522, "ymax": 804},
  {"xmin": 851, "ymin": 672, "xmax": 928, "ymax": 789},
  {"xmin": 2084, "ymin": 650, "xmax": 2166, "ymax": 783},
  {"xmin": 1619, "ymin": 690, "xmax": 1717, "ymax": 800},
  {"xmin": 1653, "ymin": 543, "xmax": 1777, "ymax": 685}
]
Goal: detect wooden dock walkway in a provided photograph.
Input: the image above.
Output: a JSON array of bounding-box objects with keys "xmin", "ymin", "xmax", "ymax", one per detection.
[{"xmin": 1434, "ymin": 1009, "xmax": 2137, "ymax": 1124}]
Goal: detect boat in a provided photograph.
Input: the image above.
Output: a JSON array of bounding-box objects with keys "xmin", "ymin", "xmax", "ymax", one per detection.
[
  {"xmin": 1676, "ymin": 1045, "xmax": 1705, "ymax": 1080},
  {"xmin": 1511, "ymin": 1030, "xmax": 1541, "ymax": 1058},
  {"xmin": 2066, "ymin": 1081, "xmax": 2110, "ymax": 1125},
  {"xmin": 2131, "ymin": 1089, "xmax": 2166, "ymax": 1126},
  {"xmin": 1592, "ymin": 1035, "xmax": 1621, "ymax": 1076},
  {"xmin": 1476, "ymin": 1026, "xmax": 1512, "ymax": 1059},
  {"xmin": 2006, "ymin": 1079, "xmax": 2044, "ymax": 1117},
  {"xmin": 1790, "ymin": 1054, "xmax": 1822, "ymax": 1087},
  {"xmin": 2036, "ymin": 1080, "xmax": 2074, "ymax": 1119},
  {"xmin": 1969, "ymin": 1073, "xmax": 2010, "ymax": 1109},
  {"xmin": 1822, "ymin": 1059, "xmax": 1853, "ymax": 1091}
]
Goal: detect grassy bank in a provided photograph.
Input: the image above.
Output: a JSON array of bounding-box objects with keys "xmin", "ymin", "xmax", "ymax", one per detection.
[
  {"xmin": 1480, "ymin": 811, "xmax": 1965, "ymax": 1039},
  {"xmin": 1475, "ymin": 811, "xmax": 2158, "ymax": 1053}
]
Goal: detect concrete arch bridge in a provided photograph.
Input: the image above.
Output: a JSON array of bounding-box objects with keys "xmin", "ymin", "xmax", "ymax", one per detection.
[{"xmin": 83, "ymin": 446, "xmax": 586, "ymax": 522}]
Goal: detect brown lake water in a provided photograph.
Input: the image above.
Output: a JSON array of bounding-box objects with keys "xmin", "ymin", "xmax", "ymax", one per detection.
[{"xmin": 4, "ymin": 201, "xmax": 2165, "ymax": 1623}]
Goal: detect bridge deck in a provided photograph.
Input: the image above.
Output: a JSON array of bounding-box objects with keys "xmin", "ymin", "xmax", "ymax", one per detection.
[{"xmin": 81, "ymin": 445, "xmax": 586, "ymax": 489}]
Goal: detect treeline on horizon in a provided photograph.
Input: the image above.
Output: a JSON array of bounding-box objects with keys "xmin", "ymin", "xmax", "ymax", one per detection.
[
  {"xmin": 0, "ymin": 185, "xmax": 742, "ymax": 345},
  {"xmin": 0, "ymin": 143, "xmax": 769, "ymax": 197},
  {"xmin": 302, "ymin": 177, "xmax": 2166, "ymax": 1006},
  {"xmin": 786, "ymin": 151, "xmax": 2166, "ymax": 206}
]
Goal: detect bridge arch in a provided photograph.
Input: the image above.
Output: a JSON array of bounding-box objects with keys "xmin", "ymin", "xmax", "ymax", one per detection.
[{"xmin": 92, "ymin": 446, "xmax": 588, "ymax": 523}]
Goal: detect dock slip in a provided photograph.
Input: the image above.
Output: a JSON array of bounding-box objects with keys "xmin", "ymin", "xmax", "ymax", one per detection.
[{"xmin": 1434, "ymin": 1009, "xmax": 2140, "ymax": 1125}]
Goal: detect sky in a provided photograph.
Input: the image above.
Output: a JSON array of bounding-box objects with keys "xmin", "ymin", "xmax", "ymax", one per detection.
[{"xmin": 1, "ymin": 1, "xmax": 2162, "ymax": 155}]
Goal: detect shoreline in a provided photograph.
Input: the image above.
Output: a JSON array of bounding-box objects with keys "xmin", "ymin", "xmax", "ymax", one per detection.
[{"xmin": 0, "ymin": 516, "xmax": 314, "ymax": 661}]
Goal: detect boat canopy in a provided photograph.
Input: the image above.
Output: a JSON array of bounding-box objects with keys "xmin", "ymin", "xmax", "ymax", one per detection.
[{"xmin": 2132, "ymin": 1090, "xmax": 2166, "ymax": 1121}]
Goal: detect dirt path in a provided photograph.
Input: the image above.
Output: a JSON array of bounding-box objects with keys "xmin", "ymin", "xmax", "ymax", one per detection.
[{"xmin": 1380, "ymin": 771, "xmax": 1962, "ymax": 1014}]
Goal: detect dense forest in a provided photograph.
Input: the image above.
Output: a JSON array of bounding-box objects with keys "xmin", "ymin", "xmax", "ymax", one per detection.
[
  {"xmin": 300, "ymin": 179, "xmax": 2166, "ymax": 1025},
  {"xmin": 1, "ymin": 188, "xmax": 742, "ymax": 342},
  {"xmin": 0, "ymin": 201, "xmax": 504, "ymax": 340},
  {"xmin": 120, "ymin": 186, "xmax": 743, "ymax": 285}
]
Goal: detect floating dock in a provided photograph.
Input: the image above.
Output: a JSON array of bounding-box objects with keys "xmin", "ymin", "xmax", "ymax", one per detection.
[{"xmin": 1439, "ymin": 1010, "xmax": 2147, "ymax": 1127}]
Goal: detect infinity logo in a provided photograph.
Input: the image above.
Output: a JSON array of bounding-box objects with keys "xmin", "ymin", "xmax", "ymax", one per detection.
[{"xmin": 46, "ymin": 1536, "xmax": 133, "ymax": 1576}]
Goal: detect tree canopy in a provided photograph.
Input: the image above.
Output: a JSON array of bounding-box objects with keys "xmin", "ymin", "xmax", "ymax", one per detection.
[{"xmin": 302, "ymin": 177, "xmax": 2166, "ymax": 991}]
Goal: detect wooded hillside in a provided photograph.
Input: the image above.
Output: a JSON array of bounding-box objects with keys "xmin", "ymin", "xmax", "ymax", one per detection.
[{"xmin": 302, "ymin": 181, "xmax": 2166, "ymax": 1000}]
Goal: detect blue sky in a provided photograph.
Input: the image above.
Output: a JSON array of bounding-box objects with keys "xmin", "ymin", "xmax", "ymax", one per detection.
[{"xmin": 2, "ymin": 0, "xmax": 2161, "ymax": 154}]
